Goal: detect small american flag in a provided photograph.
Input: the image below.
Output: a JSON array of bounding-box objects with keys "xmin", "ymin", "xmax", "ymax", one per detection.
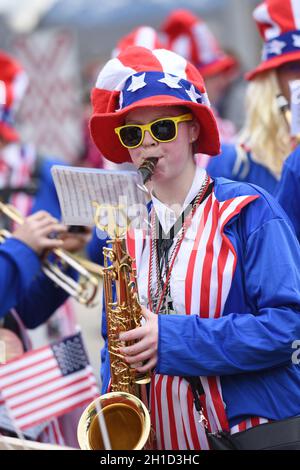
[{"xmin": 0, "ymin": 332, "xmax": 99, "ymax": 430}]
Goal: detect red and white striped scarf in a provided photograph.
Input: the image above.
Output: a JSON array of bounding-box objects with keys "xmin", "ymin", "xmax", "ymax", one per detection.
[{"xmin": 127, "ymin": 188, "xmax": 268, "ymax": 450}]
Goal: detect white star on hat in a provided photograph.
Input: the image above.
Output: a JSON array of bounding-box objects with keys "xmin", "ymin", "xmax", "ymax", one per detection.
[
  {"xmin": 292, "ymin": 34, "xmax": 300, "ymax": 49},
  {"xmin": 158, "ymin": 73, "xmax": 182, "ymax": 89},
  {"xmin": 117, "ymin": 91, "xmax": 124, "ymax": 111},
  {"xmin": 185, "ymin": 84, "xmax": 202, "ymax": 103},
  {"xmin": 127, "ymin": 73, "xmax": 147, "ymax": 92},
  {"xmin": 202, "ymin": 92, "xmax": 211, "ymax": 107},
  {"xmin": 266, "ymin": 39, "xmax": 286, "ymax": 56}
]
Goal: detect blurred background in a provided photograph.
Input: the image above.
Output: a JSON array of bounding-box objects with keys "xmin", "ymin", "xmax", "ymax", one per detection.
[
  {"xmin": 0, "ymin": 0, "xmax": 261, "ymax": 163},
  {"xmin": 0, "ymin": 0, "xmax": 262, "ymax": 381}
]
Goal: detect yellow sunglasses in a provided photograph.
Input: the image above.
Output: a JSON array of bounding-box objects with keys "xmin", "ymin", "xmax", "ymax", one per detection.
[{"xmin": 114, "ymin": 113, "xmax": 193, "ymax": 149}]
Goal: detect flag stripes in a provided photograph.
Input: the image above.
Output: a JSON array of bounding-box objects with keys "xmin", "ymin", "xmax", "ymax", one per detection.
[{"xmin": 0, "ymin": 333, "xmax": 98, "ymax": 431}]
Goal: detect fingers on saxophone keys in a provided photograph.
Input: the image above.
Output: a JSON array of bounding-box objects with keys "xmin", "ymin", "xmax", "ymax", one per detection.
[
  {"xmin": 136, "ymin": 358, "xmax": 156, "ymax": 373},
  {"xmin": 119, "ymin": 328, "xmax": 143, "ymax": 342},
  {"xmin": 130, "ymin": 362, "xmax": 143, "ymax": 369},
  {"xmin": 119, "ymin": 339, "xmax": 146, "ymax": 357},
  {"xmin": 122, "ymin": 350, "xmax": 150, "ymax": 365}
]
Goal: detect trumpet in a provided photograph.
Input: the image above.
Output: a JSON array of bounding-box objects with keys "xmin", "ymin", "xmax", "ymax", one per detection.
[{"xmin": 0, "ymin": 201, "xmax": 101, "ymax": 307}]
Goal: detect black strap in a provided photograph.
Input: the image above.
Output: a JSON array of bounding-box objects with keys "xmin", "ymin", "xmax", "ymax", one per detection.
[
  {"xmin": 186, "ymin": 376, "xmax": 205, "ymax": 413},
  {"xmin": 0, "ymin": 182, "xmax": 39, "ymax": 201},
  {"xmin": 156, "ymin": 182, "xmax": 214, "ymax": 277},
  {"xmin": 0, "ymin": 153, "xmax": 43, "ymax": 203},
  {"xmin": 154, "ymin": 182, "xmax": 214, "ymax": 312}
]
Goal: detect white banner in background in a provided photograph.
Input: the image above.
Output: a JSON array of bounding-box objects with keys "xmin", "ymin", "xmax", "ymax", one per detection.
[{"xmin": 13, "ymin": 29, "xmax": 83, "ymax": 163}]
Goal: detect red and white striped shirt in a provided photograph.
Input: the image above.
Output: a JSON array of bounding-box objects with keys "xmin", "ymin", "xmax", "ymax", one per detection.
[{"xmin": 127, "ymin": 167, "xmax": 266, "ymax": 450}]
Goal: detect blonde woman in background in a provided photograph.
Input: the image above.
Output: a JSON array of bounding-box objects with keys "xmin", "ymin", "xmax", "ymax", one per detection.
[{"xmin": 206, "ymin": 0, "xmax": 300, "ymax": 195}]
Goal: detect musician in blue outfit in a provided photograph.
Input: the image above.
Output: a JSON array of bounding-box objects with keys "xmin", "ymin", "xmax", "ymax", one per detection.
[
  {"xmin": 0, "ymin": 210, "xmax": 71, "ymax": 322},
  {"xmin": 0, "ymin": 50, "xmax": 97, "ymax": 446},
  {"xmin": 206, "ymin": 0, "xmax": 300, "ymax": 196},
  {"xmin": 88, "ymin": 43, "xmax": 300, "ymax": 450}
]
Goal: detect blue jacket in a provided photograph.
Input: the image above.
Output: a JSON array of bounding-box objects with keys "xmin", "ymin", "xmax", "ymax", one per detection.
[
  {"xmin": 31, "ymin": 158, "xmax": 64, "ymax": 218},
  {"xmin": 207, "ymin": 144, "xmax": 278, "ymax": 195},
  {"xmin": 0, "ymin": 238, "xmax": 41, "ymax": 317},
  {"xmin": 100, "ymin": 177, "xmax": 300, "ymax": 428},
  {"xmin": 275, "ymin": 145, "xmax": 300, "ymax": 242}
]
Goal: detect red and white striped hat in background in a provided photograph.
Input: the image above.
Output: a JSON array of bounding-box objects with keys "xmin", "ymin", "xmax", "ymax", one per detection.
[
  {"xmin": 112, "ymin": 26, "xmax": 165, "ymax": 57},
  {"xmin": 90, "ymin": 46, "xmax": 220, "ymax": 164},
  {"xmin": 246, "ymin": 0, "xmax": 300, "ymax": 80},
  {"xmin": 0, "ymin": 50, "xmax": 28, "ymax": 142},
  {"xmin": 161, "ymin": 9, "xmax": 237, "ymax": 78}
]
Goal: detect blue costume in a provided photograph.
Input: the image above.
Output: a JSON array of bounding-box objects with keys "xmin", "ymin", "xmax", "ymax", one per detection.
[
  {"xmin": 207, "ymin": 143, "xmax": 279, "ymax": 195},
  {"xmin": 275, "ymin": 145, "xmax": 300, "ymax": 242},
  {"xmin": 101, "ymin": 177, "xmax": 300, "ymax": 428}
]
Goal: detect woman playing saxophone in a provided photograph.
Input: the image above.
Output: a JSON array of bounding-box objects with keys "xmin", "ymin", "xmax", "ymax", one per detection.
[{"xmin": 87, "ymin": 44, "xmax": 300, "ymax": 451}]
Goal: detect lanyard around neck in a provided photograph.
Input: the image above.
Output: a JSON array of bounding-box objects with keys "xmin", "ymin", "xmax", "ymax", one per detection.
[{"xmin": 148, "ymin": 179, "xmax": 214, "ymax": 315}]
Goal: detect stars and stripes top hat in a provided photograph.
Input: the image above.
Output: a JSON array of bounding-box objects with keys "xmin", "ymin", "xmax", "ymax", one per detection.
[
  {"xmin": 90, "ymin": 46, "xmax": 220, "ymax": 164},
  {"xmin": 112, "ymin": 26, "xmax": 165, "ymax": 57},
  {"xmin": 0, "ymin": 50, "xmax": 28, "ymax": 142},
  {"xmin": 160, "ymin": 9, "xmax": 237, "ymax": 78},
  {"xmin": 246, "ymin": 0, "xmax": 300, "ymax": 80}
]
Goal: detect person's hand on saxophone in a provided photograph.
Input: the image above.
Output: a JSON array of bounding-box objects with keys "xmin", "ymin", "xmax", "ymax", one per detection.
[{"xmin": 119, "ymin": 306, "xmax": 158, "ymax": 373}]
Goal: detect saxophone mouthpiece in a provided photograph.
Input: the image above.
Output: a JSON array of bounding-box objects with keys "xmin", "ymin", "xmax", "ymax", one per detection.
[{"xmin": 138, "ymin": 157, "xmax": 158, "ymax": 184}]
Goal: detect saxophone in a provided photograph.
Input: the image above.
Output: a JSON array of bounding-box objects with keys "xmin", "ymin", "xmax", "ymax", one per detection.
[{"xmin": 77, "ymin": 157, "xmax": 158, "ymax": 450}]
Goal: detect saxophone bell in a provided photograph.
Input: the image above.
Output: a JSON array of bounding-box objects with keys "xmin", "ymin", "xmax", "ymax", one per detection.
[{"xmin": 77, "ymin": 392, "xmax": 151, "ymax": 450}]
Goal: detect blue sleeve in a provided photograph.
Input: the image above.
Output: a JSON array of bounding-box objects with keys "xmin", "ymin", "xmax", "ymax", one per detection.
[
  {"xmin": 0, "ymin": 238, "xmax": 41, "ymax": 318},
  {"xmin": 276, "ymin": 148, "xmax": 300, "ymax": 241},
  {"xmin": 157, "ymin": 216, "xmax": 300, "ymax": 377},
  {"xmin": 31, "ymin": 158, "xmax": 62, "ymax": 218},
  {"xmin": 208, "ymin": 145, "xmax": 278, "ymax": 194},
  {"xmin": 15, "ymin": 264, "xmax": 78, "ymax": 329},
  {"xmin": 86, "ymin": 228, "xmax": 108, "ymax": 267},
  {"xmin": 206, "ymin": 144, "xmax": 237, "ymax": 180}
]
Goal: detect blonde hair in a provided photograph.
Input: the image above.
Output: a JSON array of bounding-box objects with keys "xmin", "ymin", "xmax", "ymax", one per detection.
[{"xmin": 238, "ymin": 71, "xmax": 293, "ymax": 177}]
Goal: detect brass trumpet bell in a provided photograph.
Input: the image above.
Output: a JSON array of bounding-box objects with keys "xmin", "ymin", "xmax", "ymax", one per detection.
[{"xmin": 77, "ymin": 392, "xmax": 151, "ymax": 450}]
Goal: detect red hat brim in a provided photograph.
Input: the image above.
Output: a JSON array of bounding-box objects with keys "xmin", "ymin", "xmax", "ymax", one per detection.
[
  {"xmin": 0, "ymin": 122, "xmax": 19, "ymax": 142},
  {"xmin": 90, "ymin": 95, "xmax": 220, "ymax": 164},
  {"xmin": 199, "ymin": 55, "xmax": 238, "ymax": 78},
  {"xmin": 245, "ymin": 51, "xmax": 300, "ymax": 80}
]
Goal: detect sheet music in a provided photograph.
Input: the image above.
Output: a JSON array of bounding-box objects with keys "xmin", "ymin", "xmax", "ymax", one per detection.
[{"xmin": 51, "ymin": 166, "xmax": 148, "ymax": 233}]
